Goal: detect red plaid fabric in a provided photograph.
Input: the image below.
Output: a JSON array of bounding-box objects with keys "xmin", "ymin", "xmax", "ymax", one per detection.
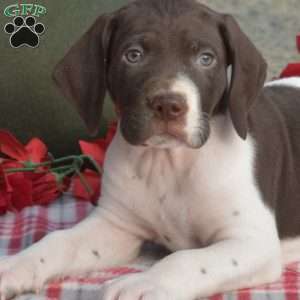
[{"xmin": 1, "ymin": 195, "xmax": 300, "ymax": 300}]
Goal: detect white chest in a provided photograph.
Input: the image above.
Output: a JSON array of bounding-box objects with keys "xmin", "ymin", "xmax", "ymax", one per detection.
[{"xmin": 100, "ymin": 115, "xmax": 269, "ymax": 251}]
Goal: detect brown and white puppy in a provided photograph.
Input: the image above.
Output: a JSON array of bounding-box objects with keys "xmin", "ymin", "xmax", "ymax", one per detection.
[{"xmin": 1, "ymin": 0, "xmax": 300, "ymax": 299}]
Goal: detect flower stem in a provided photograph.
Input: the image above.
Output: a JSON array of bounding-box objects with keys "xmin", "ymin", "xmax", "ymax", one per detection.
[{"xmin": 75, "ymin": 169, "xmax": 93, "ymax": 195}]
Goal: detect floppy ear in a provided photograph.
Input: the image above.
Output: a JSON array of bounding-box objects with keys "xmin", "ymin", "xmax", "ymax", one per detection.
[
  {"xmin": 220, "ymin": 15, "xmax": 267, "ymax": 139},
  {"xmin": 53, "ymin": 14, "xmax": 114, "ymax": 136}
]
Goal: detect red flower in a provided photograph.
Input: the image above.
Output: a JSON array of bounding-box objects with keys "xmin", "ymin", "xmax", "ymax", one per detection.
[
  {"xmin": 0, "ymin": 165, "xmax": 12, "ymax": 214},
  {"xmin": 79, "ymin": 140, "xmax": 107, "ymax": 167},
  {"xmin": 0, "ymin": 172, "xmax": 64, "ymax": 212},
  {"xmin": 73, "ymin": 123, "xmax": 117, "ymax": 202},
  {"xmin": 7, "ymin": 172, "xmax": 33, "ymax": 211},
  {"xmin": 0, "ymin": 130, "xmax": 48, "ymax": 163},
  {"xmin": 79, "ymin": 123, "xmax": 117, "ymax": 167},
  {"xmin": 31, "ymin": 172, "xmax": 64, "ymax": 206},
  {"xmin": 0, "ymin": 164, "xmax": 11, "ymax": 192},
  {"xmin": 0, "ymin": 130, "xmax": 68, "ymax": 213},
  {"xmin": 280, "ymin": 36, "xmax": 300, "ymax": 79},
  {"xmin": 1, "ymin": 166, "xmax": 84, "ymax": 214},
  {"xmin": 1, "ymin": 160, "xmax": 23, "ymax": 170},
  {"xmin": 73, "ymin": 170, "xmax": 101, "ymax": 204},
  {"xmin": 0, "ymin": 123, "xmax": 117, "ymax": 213},
  {"xmin": 105, "ymin": 123, "xmax": 118, "ymax": 146},
  {"xmin": 280, "ymin": 63, "xmax": 300, "ymax": 78},
  {"xmin": 25, "ymin": 138, "xmax": 48, "ymax": 164}
]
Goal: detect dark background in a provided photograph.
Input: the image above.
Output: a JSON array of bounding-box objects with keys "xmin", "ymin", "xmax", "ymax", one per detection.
[{"xmin": 0, "ymin": 0, "xmax": 299, "ymax": 156}]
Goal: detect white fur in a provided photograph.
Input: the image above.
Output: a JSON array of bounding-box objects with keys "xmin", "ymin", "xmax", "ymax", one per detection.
[
  {"xmin": 170, "ymin": 74, "xmax": 203, "ymax": 147},
  {"xmin": 0, "ymin": 114, "xmax": 282, "ymax": 300},
  {"xmin": 264, "ymin": 77, "xmax": 300, "ymax": 89},
  {"xmin": 281, "ymin": 238, "xmax": 300, "ymax": 265}
]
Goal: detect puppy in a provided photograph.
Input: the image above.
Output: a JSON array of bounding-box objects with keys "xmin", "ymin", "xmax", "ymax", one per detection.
[{"xmin": 1, "ymin": 0, "xmax": 300, "ymax": 299}]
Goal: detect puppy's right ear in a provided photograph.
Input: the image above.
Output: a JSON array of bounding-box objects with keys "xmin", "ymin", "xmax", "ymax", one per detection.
[{"xmin": 53, "ymin": 14, "xmax": 115, "ymax": 136}]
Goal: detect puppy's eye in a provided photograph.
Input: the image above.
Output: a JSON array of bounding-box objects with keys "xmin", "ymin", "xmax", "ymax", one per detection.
[
  {"xmin": 124, "ymin": 49, "xmax": 143, "ymax": 64},
  {"xmin": 198, "ymin": 53, "xmax": 215, "ymax": 67}
]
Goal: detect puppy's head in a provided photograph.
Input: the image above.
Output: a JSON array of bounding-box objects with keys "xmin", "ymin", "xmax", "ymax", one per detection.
[{"xmin": 53, "ymin": 0, "xmax": 267, "ymax": 149}]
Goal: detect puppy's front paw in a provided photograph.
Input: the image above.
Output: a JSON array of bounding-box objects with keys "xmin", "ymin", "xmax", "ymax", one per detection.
[
  {"xmin": 0, "ymin": 255, "xmax": 42, "ymax": 300},
  {"xmin": 100, "ymin": 273, "xmax": 172, "ymax": 300}
]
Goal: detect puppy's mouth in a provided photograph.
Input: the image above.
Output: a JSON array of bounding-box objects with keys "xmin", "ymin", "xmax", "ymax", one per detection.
[
  {"xmin": 120, "ymin": 111, "xmax": 211, "ymax": 149},
  {"xmin": 141, "ymin": 120, "xmax": 209, "ymax": 149},
  {"xmin": 142, "ymin": 134, "xmax": 187, "ymax": 148}
]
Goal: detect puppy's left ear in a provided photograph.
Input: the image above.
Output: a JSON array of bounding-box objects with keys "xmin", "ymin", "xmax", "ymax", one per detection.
[
  {"xmin": 220, "ymin": 15, "xmax": 267, "ymax": 139},
  {"xmin": 53, "ymin": 14, "xmax": 115, "ymax": 136}
]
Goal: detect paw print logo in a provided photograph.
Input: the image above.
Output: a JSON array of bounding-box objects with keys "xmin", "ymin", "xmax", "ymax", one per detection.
[{"xmin": 4, "ymin": 16, "xmax": 45, "ymax": 48}]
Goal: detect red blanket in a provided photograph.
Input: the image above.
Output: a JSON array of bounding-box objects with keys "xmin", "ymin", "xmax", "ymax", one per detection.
[{"xmin": 1, "ymin": 194, "xmax": 300, "ymax": 300}]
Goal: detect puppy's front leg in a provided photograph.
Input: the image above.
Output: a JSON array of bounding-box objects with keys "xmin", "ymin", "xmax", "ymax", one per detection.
[
  {"xmin": 102, "ymin": 229, "xmax": 282, "ymax": 300},
  {"xmin": 0, "ymin": 206, "xmax": 144, "ymax": 299}
]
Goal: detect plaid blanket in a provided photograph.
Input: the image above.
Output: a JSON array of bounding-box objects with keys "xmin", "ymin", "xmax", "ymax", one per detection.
[{"xmin": 1, "ymin": 195, "xmax": 300, "ymax": 300}]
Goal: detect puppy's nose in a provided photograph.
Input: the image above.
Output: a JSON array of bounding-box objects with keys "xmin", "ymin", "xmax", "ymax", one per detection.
[{"xmin": 147, "ymin": 93, "xmax": 188, "ymax": 121}]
